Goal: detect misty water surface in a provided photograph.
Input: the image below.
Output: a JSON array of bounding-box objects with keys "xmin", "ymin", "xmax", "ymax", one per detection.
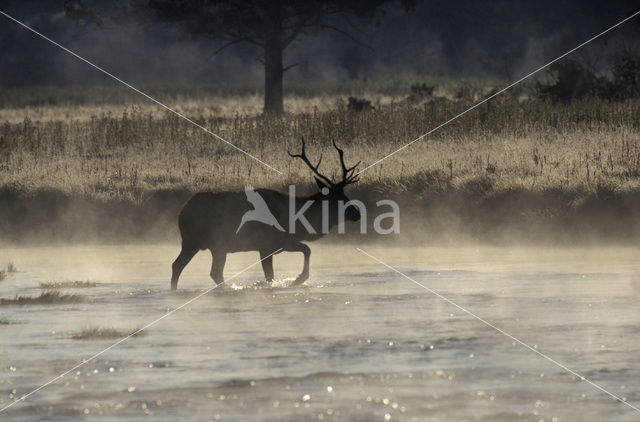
[{"xmin": 1, "ymin": 244, "xmax": 640, "ymax": 421}]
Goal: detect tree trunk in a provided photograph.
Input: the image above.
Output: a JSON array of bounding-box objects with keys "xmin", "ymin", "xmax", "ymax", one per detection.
[{"xmin": 264, "ymin": 35, "xmax": 284, "ymax": 115}]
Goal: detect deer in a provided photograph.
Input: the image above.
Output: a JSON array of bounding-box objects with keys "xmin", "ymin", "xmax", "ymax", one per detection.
[{"xmin": 170, "ymin": 138, "xmax": 361, "ymax": 290}]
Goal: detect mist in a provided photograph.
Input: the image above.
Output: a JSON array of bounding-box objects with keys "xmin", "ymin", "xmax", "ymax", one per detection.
[
  {"xmin": 4, "ymin": 2, "xmax": 640, "ymax": 420},
  {"xmin": 1, "ymin": 0, "xmax": 639, "ymax": 88}
]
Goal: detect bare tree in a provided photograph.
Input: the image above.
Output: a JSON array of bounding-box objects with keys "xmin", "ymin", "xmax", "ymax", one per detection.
[{"xmin": 65, "ymin": 0, "xmax": 420, "ymax": 114}]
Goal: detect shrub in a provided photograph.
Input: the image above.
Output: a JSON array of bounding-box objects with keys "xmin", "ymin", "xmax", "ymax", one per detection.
[
  {"xmin": 347, "ymin": 96, "xmax": 373, "ymax": 112},
  {"xmin": 537, "ymin": 60, "xmax": 612, "ymax": 102},
  {"xmin": 612, "ymin": 50, "xmax": 640, "ymax": 99},
  {"xmin": 407, "ymin": 83, "xmax": 435, "ymax": 103}
]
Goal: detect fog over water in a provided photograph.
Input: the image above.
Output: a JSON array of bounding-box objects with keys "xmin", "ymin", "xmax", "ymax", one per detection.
[{"xmin": 2, "ymin": 244, "xmax": 640, "ymax": 421}]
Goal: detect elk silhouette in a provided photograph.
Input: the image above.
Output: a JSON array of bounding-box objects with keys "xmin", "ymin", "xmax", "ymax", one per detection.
[{"xmin": 171, "ymin": 138, "xmax": 361, "ymax": 290}]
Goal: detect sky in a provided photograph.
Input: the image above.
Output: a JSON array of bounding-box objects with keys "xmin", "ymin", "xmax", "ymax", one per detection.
[{"xmin": 0, "ymin": 0, "xmax": 639, "ymax": 87}]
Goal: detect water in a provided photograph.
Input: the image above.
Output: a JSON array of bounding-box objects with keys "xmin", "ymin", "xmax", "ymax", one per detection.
[{"xmin": 1, "ymin": 244, "xmax": 640, "ymax": 421}]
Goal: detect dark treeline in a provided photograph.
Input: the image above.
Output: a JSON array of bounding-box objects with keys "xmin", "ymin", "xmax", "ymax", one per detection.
[
  {"xmin": 0, "ymin": 0, "xmax": 639, "ymax": 88},
  {"xmin": 538, "ymin": 52, "xmax": 640, "ymax": 102}
]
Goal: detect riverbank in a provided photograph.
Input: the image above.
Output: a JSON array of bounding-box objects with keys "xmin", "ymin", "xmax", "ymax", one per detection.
[
  {"xmin": 3, "ymin": 179, "xmax": 640, "ymax": 245},
  {"xmin": 3, "ymin": 86, "xmax": 640, "ymax": 245}
]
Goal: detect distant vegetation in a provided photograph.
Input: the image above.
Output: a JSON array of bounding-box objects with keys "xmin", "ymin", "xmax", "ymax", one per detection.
[
  {"xmin": 0, "ymin": 73, "xmax": 488, "ymax": 108},
  {"xmin": 537, "ymin": 52, "xmax": 640, "ymax": 102},
  {"xmin": 2, "ymin": 61, "xmax": 640, "ymax": 243},
  {"xmin": 0, "ymin": 263, "xmax": 17, "ymax": 281},
  {"xmin": 1, "ymin": 86, "xmax": 640, "ymax": 202}
]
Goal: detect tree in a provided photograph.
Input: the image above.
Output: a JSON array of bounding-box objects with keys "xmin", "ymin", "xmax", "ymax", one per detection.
[{"xmin": 65, "ymin": 0, "xmax": 420, "ymax": 114}]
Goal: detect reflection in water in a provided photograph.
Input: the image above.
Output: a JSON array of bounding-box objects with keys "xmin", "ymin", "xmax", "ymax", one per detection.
[{"xmin": 1, "ymin": 244, "xmax": 640, "ymax": 421}]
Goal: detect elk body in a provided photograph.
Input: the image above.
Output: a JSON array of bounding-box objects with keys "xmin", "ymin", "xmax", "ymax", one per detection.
[{"xmin": 170, "ymin": 140, "xmax": 361, "ymax": 290}]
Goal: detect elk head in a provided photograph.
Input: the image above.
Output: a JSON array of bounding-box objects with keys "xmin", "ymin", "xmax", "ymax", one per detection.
[{"xmin": 289, "ymin": 137, "xmax": 361, "ymax": 223}]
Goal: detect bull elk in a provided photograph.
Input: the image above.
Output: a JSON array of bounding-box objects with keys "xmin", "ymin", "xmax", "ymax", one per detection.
[{"xmin": 170, "ymin": 138, "xmax": 361, "ymax": 290}]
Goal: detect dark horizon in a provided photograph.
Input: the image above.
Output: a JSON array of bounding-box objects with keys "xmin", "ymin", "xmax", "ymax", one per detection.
[{"xmin": 0, "ymin": 0, "xmax": 639, "ymax": 88}]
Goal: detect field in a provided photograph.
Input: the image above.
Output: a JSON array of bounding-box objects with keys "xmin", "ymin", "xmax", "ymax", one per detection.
[{"xmin": 2, "ymin": 76, "xmax": 640, "ymax": 243}]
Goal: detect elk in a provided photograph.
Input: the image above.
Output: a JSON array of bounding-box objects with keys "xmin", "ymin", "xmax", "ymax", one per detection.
[{"xmin": 170, "ymin": 138, "xmax": 361, "ymax": 290}]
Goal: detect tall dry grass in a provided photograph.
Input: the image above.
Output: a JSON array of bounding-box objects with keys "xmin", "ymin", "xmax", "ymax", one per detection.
[{"xmin": 1, "ymin": 83, "xmax": 640, "ymax": 204}]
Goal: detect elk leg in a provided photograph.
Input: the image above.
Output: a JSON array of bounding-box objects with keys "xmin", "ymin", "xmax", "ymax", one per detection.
[
  {"xmin": 210, "ymin": 250, "xmax": 227, "ymax": 285},
  {"xmin": 285, "ymin": 242, "xmax": 310, "ymax": 285},
  {"xmin": 171, "ymin": 244, "xmax": 198, "ymax": 290},
  {"xmin": 260, "ymin": 251, "xmax": 275, "ymax": 282}
]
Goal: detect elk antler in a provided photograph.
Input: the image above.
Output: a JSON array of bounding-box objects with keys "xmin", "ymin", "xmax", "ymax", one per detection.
[
  {"xmin": 332, "ymin": 141, "xmax": 360, "ymax": 186},
  {"xmin": 289, "ymin": 137, "xmax": 334, "ymax": 187}
]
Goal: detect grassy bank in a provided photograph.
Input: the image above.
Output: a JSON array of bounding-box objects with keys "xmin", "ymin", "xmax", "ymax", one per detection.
[
  {"xmin": 3, "ymin": 96, "xmax": 640, "ymax": 199},
  {"xmin": 2, "ymin": 84, "xmax": 640, "ymax": 244},
  {"xmin": 3, "ymin": 180, "xmax": 640, "ymax": 245}
]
